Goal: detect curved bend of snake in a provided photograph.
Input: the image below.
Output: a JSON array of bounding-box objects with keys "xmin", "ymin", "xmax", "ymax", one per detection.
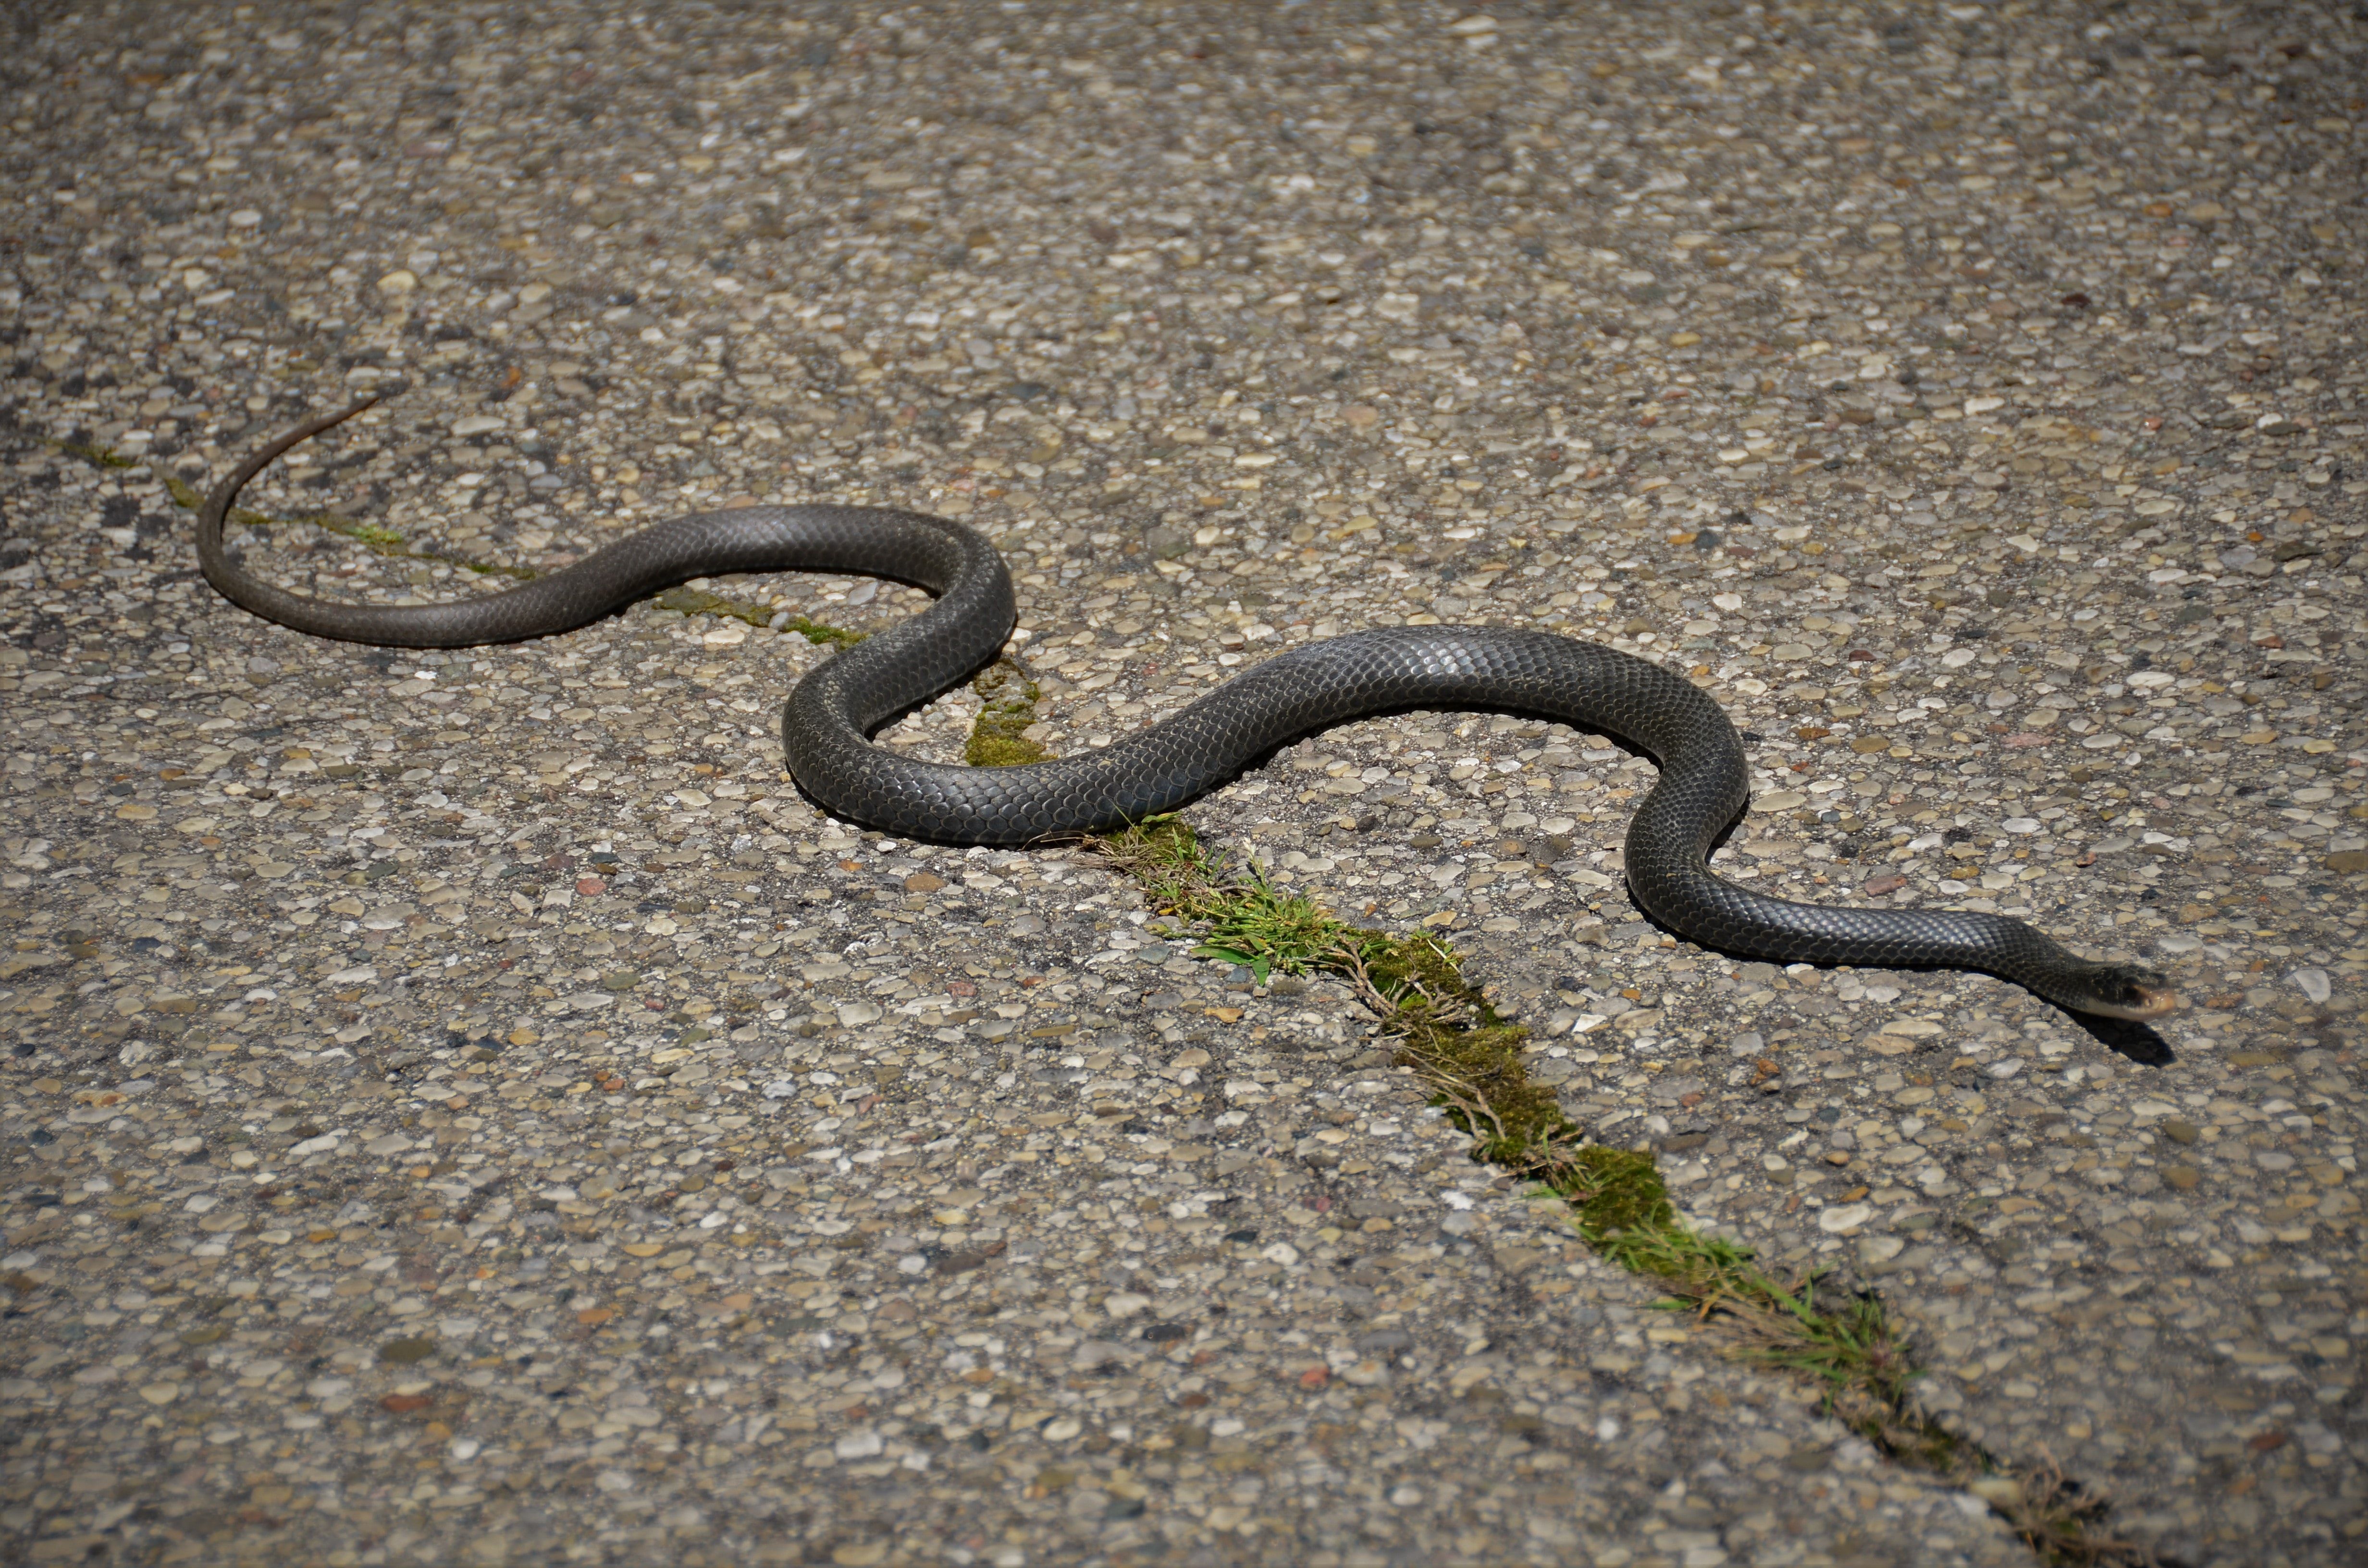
[{"xmin": 196, "ymin": 399, "xmax": 2177, "ymax": 1023}]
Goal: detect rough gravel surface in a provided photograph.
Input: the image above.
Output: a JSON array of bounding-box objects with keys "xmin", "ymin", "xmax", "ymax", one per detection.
[{"xmin": 3, "ymin": 3, "xmax": 2364, "ymax": 1567}]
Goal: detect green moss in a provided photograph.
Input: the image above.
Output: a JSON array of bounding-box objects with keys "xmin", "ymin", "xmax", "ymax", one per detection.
[
  {"xmin": 964, "ymin": 658, "xmax": 1049, "ymax": 767},
  {"xmin": 1344, "ymin": 929, "xmax": 1569, "ymax": 1166},
  {"xmin": 1556, "ymin": 1146, "xmax": 1674, "ymax": 1239},
  {"xmin": 966, "ymin": 731, "xmax": 1048, "ymax": 767},
  {"xmin": 49, "ymin": 438, "xmax": 137, "ymax": 470},
  {"xmin": 782, "ymin": 614, "xmax": 864, "ymax": 648},
  {"xmin": 650, "ymin": 585, "xmax": 863, "ymax": 646}
]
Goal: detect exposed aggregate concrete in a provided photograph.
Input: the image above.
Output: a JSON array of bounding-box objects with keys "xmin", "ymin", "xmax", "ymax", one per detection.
[{"xmin": 3, "ymin": 2, "xmax": 2365, "ymax": 1565}]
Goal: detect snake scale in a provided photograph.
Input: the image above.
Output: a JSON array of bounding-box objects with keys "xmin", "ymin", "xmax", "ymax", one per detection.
[{"xmin": 195, "ymin": 400, "xmax": 2176, "ymax": 1021}]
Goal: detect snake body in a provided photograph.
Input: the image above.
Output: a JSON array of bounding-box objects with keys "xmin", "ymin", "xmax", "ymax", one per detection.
[{"xmin": 196, "ymin": 402, "xmax": 2176, "ymax": 1021}]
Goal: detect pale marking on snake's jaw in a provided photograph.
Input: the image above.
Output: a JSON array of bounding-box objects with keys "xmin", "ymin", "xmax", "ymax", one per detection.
[{"xmin": 2080, "ymin": 986, "xmax": 2181, "ymax": 1022}]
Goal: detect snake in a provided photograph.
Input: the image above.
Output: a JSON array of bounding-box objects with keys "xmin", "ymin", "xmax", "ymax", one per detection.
[{"xmin": 194, "ymin": 400, "xmax": 2177, "ymax": 1022}]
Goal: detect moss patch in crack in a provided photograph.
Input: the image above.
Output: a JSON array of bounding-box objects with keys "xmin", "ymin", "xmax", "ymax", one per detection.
[
  {"xmin": 158, "ymin": 472, "xmax": 540, "ymax": 581},
  {"xmin": 651, "ymin": 586, "xmax": 863, "ymax": 647},
  {"xmin": 965, "ymin": 657, "xmax": 1049, "ymax": 767},
  {"xmin": 1097, "ymin": 816, "xmax": 1571, "ymax": 1165},
  {"xmin": 1555, "ymin": 1146, "xmax": 1674, "ymax": 1239},
  {"xmin": 1092, "ymin": 813, "xmax": 2161, "ymax": 1568},
  {"xmin": 48, "ymin": 438, "xmax": 138, "ymax": 470},
  {"xmin": 1348, "ymin": 929, "xmax": 1569, "ymax": 1168}
]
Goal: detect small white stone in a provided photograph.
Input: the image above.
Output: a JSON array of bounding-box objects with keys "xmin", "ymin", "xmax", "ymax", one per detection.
[
  {"xmin": 1817, "ymin": 1203, "xmax": 1874, "ymax": 1235},
  {"xmin": 1857, "ymin": 1234, "xmax": 1905, "ymax": 1265}
]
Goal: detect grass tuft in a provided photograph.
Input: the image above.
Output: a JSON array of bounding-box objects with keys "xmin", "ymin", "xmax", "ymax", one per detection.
[
  {"xmin": 965, "ymin": 658, "xmax": 1050, "ymax": 767},
  {"xmin": 1091, "ymin": 812, "xmax": 2163, "ymax": 1568},
  {"xmin": 1985, "ymin": 1457, "xmax": 2152, "ymax": 1568}
]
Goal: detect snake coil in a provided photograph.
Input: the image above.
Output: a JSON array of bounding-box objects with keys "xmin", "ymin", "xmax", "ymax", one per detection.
[{"xmin": 195, "ymin": 401, "xmax": 2177, "ymax": 1021}]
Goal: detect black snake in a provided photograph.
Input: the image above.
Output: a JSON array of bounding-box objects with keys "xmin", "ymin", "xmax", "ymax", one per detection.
[{"xmin": 194, "ymin": 401, "xmax": 2177, "ymax": 1021}]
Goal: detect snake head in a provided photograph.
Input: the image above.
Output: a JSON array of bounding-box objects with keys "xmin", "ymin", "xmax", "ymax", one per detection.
[{"xmin": 2061, "ymin": 962, "xmax": 2181, "ymax": 1022}]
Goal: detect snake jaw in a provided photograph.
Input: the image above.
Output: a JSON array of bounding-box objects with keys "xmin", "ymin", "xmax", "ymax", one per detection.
[
  {"xmin": 2078, "ymin": 988, "xmax": 2181, "ymax": 1022},
  {"xmin": 2071, "ymin": 969, "xmax": 2181, "ymax": 1022}
]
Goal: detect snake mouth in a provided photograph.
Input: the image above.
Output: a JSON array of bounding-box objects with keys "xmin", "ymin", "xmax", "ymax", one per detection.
[{"xmin": 2075, "ymin": 981, "xmax": 2181, "ymax": 1022}]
